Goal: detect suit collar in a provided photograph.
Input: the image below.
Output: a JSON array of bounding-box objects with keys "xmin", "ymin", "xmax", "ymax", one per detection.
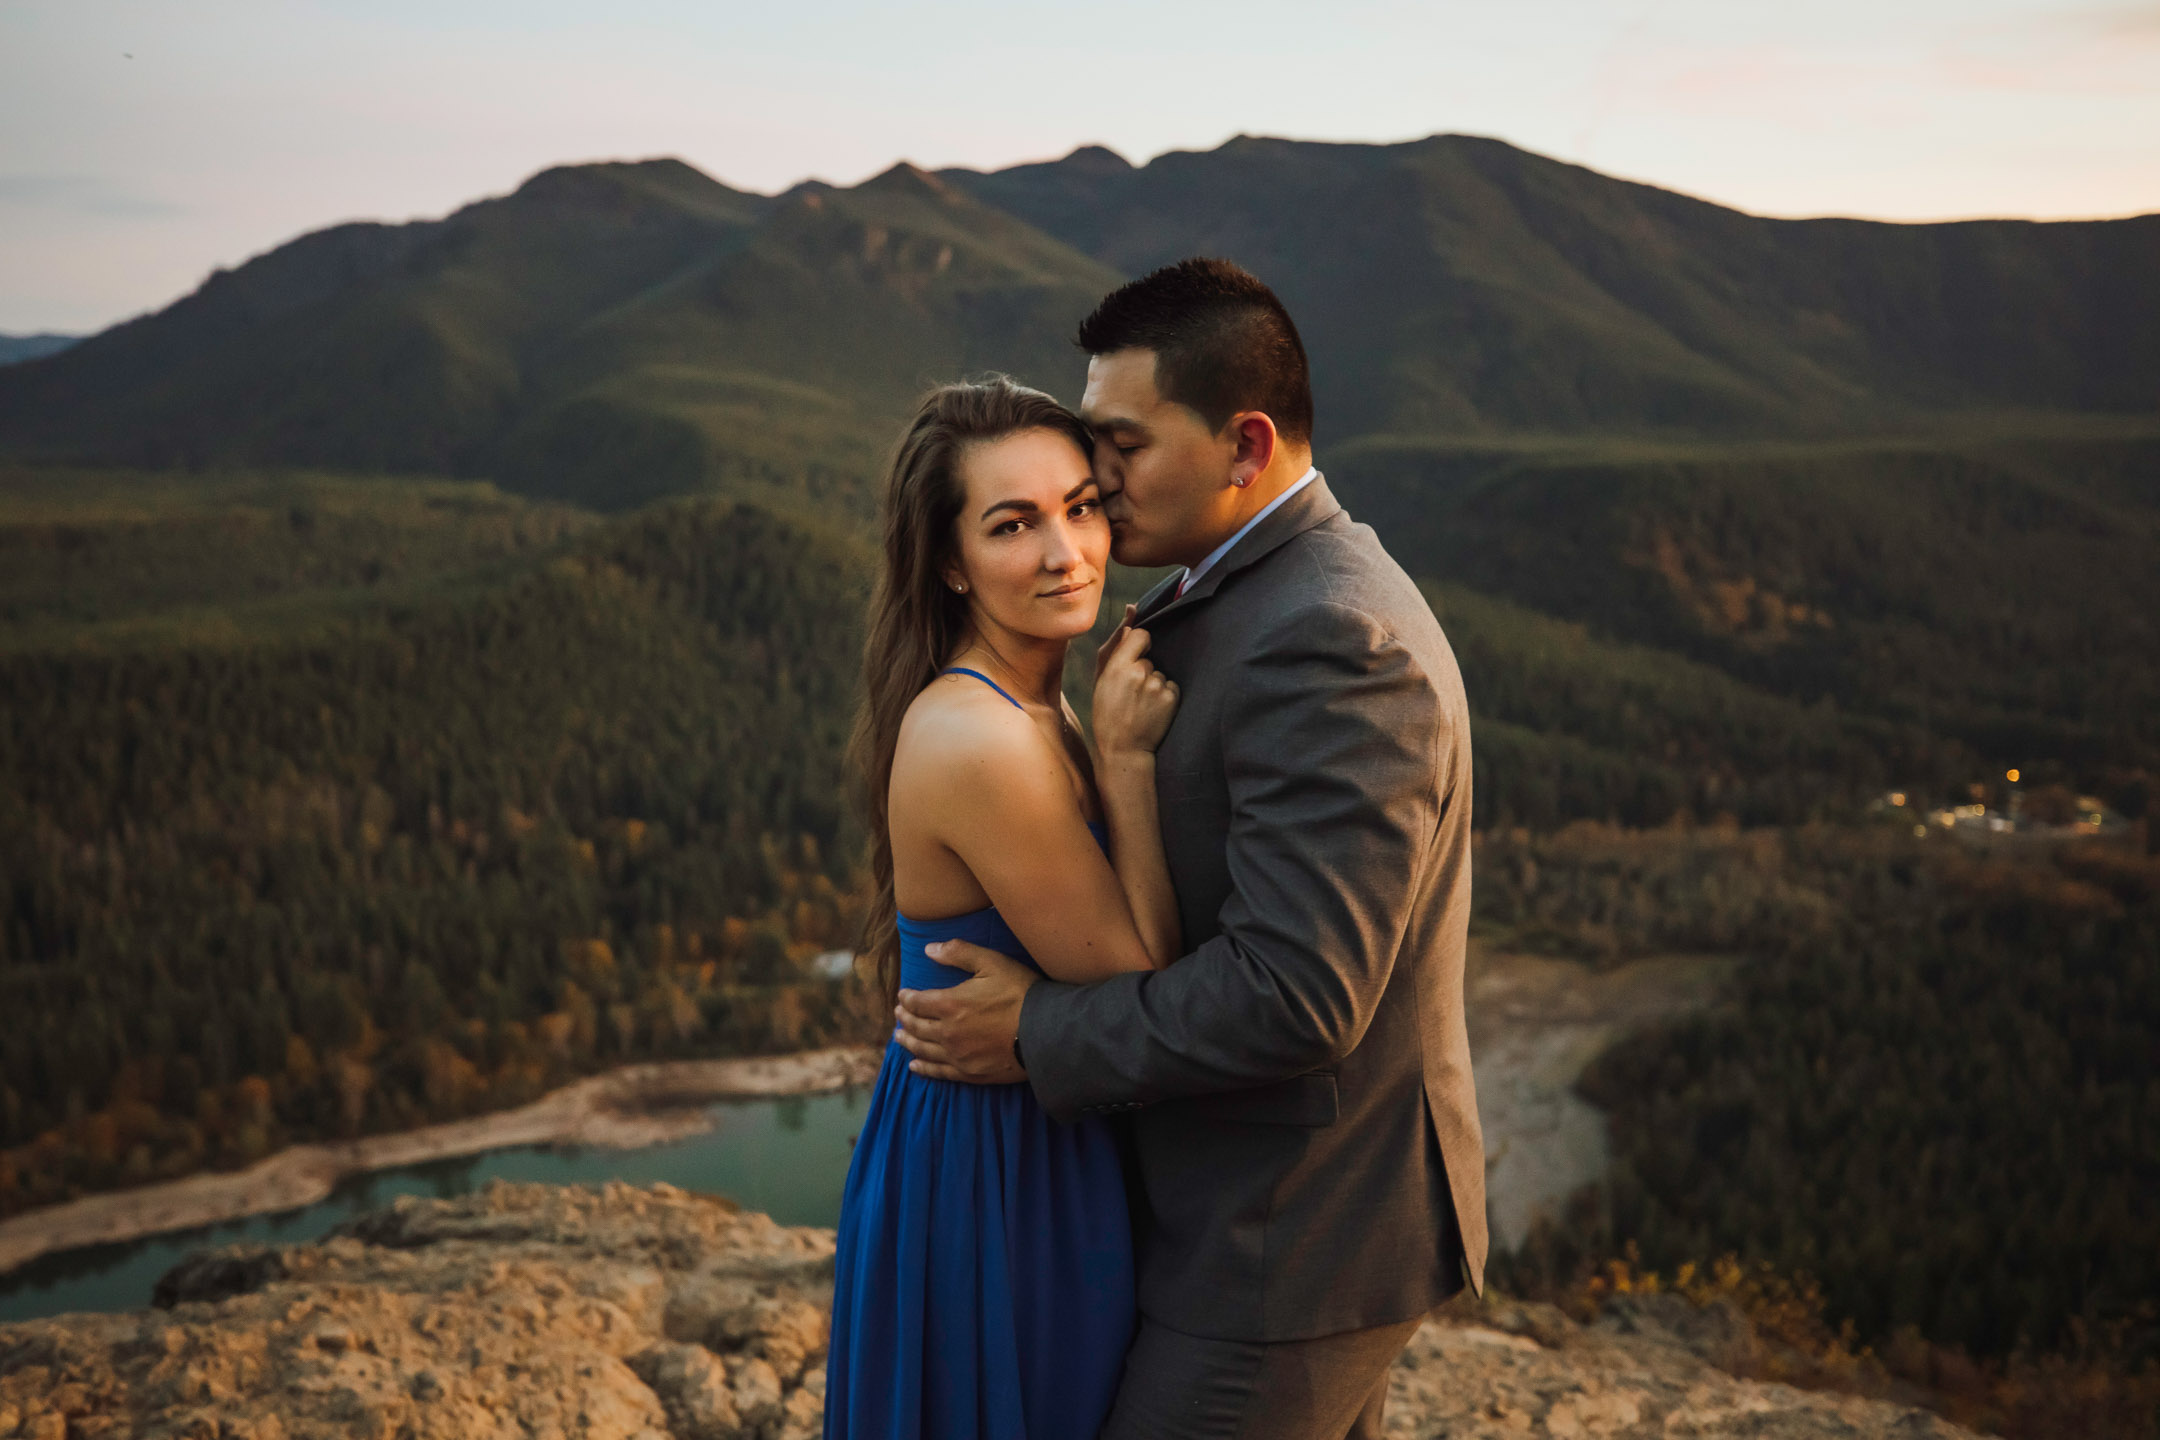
[
  {"xmin": 1133, "ymin": 472, "xmax": 1341, "ymax": 626},
  {"xmin": 1132, "ymin": 569, "xmax": 1182, "ymax": 621}
]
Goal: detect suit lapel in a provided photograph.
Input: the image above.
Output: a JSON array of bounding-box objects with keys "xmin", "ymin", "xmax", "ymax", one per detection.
[
  {"xmin": 1137, "ymin": 473, "xmax": 1343, "ymax": 628},
  {"xmin": 1131, "ymin": 570, "xmax": 1183, "ymax": 626}
]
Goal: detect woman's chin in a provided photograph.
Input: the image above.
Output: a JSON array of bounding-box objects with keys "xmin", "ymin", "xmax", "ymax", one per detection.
[{"xmin": 1008, "ymin": 595, "xmax": 1101, "ymax": 643}]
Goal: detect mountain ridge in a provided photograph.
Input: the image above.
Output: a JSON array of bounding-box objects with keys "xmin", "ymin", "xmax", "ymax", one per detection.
[
  {"xmin": 7, "ymin": 132, "xmax": 2156, "ymax": 494},
  {"xmin": 1, "ymin": 132, "xmax": 2154, "ymax": 777},
  {"xmin": 0, "ymin": 334, "xmax": 77, "ymax": 367},
  {"xmin": 941, "ymin": 133, "xmax": 2160, "ymax": 436},
  {"xmin": 0, "ymin": 150, "xmax": 1116, "ymax": 513}
]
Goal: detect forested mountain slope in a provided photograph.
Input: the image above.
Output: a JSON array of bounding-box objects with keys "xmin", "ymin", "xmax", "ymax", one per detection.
[
  {"xmin": 4, "ymin": 137, "xmax": 2154, "ymax": 791},
  {"xmin": 0, "ymin": 478, "xmax": 875, "ymax": 1215},
  {"xmin": 0, "ymin": 161, "xmax": 1115, "ymax": 514},
  {"xmin": 7, "ymin": 135, "xmax": 2157, "ymax": 502},
  {"xmin": 1350, "ymin": 428, "xmax": 2160, "ymax": 782}
]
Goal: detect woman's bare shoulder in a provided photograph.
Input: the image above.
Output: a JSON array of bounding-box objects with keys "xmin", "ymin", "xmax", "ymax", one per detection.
[{"xmin": 894, "ymin": 673, "xmax": 1054, "ymax": 788}]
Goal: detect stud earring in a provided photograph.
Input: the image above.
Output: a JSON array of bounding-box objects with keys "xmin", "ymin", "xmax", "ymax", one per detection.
[{"xmin": 952, "ymin": 582, "xmax": 967, "ymax": 593}]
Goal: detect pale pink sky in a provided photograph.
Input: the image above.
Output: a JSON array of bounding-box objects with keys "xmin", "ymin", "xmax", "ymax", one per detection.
[{"xmin": 3, "ymin": 0, "xmax": 2157, "ymax": 332}]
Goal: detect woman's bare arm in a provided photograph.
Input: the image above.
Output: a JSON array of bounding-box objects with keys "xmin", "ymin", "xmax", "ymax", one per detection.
[
  {"xmin": 892, "ymin": 691, "xmax": 1158, "ymax": 985},
  {"xmin": 1090, "ymin": 626, "xmax": 1182, "ymax": 969},
  {"xmin": 1093, "ymin": 753, "xmax": 1180, "ymax": 968}
]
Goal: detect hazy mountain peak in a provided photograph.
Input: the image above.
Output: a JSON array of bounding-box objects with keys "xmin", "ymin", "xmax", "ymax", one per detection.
[
  {"xmin": 934, "ymin": 143, "xmax": 1132, "ymax": 190},
  {"xmin": 0, "ymin": 333, "xmax": 80, "ymax": 367},
  {"xmin": 778, "ymin": 179, "xmax": 836, "ymax": 209},
  {"xmin": 504, "ymin": 157, "xmax": 763, "ymax": 224},
  {"xmin": 1060, "ymin": 144, "xmax": 1132, "ymax": 172},
  {"xmin": 1204, "ymin": 131, "xmax": 1332, "ymax": 160},
  {"xmin": 857, "ymin": 161, "xmax": 952, "ymax": 201}
]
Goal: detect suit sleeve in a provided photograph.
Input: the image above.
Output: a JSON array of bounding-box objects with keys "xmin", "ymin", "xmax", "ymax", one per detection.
[{"xmin": 1018, "ymin": 598, "xmax": 1451, "ymax": 1122}]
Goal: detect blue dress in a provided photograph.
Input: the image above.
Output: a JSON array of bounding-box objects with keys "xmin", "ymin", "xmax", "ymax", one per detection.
[{"xmin": 825, "ymin": 671, "xmax": 1136, "ymax": 1440}]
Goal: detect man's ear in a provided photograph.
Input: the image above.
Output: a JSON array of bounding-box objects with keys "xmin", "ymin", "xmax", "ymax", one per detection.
[{"xmin": 1226, "ymin": 412, "xmax": 1280, "ymax": 489}]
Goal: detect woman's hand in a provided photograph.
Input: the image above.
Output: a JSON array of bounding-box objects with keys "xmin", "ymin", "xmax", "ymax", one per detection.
[
  {"xmin": 1094, "ymin": 603, "xmax": 1137, "ymax": 684},
  {"xmin": 1093, "ymin": 623, "xmax": 1179, "ymax": 757},
  {"xmin": 1087, "ymin": 607, "xmax": 1184, "ymax": 969}
]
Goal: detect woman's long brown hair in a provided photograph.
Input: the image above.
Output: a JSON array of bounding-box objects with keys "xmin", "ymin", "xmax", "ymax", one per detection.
[{"xmin": 850, "ymin": 377, "xmax": 1094, "ymax": 1007}]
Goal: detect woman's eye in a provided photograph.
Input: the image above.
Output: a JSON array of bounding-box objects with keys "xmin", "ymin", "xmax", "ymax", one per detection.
[
  {"xmin": 994, "ymin": 519, "xmax": 1025, "ymax": 536},
  {"xmin": 1070, "ymin": 499, "xmax": 1100, "ymax": 519}
]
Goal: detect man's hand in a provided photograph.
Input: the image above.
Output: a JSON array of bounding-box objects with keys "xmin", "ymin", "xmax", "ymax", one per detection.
[{"xmin": 894, "ymin": 940, "xmax": 1039, "ymax": 1084}]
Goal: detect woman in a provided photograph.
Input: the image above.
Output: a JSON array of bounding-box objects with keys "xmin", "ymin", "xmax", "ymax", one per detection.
[{"xmin": 824, "ymin": 377, "xmax": 1181, "ymax": 1440}]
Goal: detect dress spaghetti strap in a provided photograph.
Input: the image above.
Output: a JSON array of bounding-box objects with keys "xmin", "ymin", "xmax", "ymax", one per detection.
[{"xmin": 938, "ymin": 666, "xmax": 1024, "ymax": 711}]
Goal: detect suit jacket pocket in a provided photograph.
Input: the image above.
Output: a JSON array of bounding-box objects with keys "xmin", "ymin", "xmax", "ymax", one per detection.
[{"xmin": 1179, "ymin": 1071, "xmax": 1339, "ymax": 1127}]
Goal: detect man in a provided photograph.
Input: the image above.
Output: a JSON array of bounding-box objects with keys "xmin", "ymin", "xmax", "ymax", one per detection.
[{"xmin": 895, "ymin": 258, "xmax": 1484, "ymax": 1440}]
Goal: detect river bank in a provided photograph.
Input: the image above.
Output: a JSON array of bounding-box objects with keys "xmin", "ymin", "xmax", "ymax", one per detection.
[
  {"xmin": 0, "ymin": 1047, "xmax": 880, "ymax": 1278},
  {"xmin": 1467, "ymin": 944, "xmax": 1737, "ymax": 1251},
  {"xmin": 4, "ymin": 946, "xmax": 1728, "ymax": 1285}
]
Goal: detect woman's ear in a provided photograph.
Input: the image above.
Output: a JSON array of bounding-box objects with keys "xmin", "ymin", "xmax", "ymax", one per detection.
[{"xmin": 941, "ymin": 565, "xmax": 970, "ymax": 596}]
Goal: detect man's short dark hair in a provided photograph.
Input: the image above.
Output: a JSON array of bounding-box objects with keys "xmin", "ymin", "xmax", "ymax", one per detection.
[{"xmin": 1076, "ymin": 258, "xmax": 1313, "ymax": 444}]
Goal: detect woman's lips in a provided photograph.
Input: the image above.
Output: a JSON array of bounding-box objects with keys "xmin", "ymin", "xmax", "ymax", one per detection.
[{"xmin": 1039, "ymin": 581, "xmax": 1092, "ymax": 597}]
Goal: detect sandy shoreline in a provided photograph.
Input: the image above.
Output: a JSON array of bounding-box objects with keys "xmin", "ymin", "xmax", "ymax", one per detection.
[
  {"xmin": 1466, "ymin": 947, "xmax": 1735, "ymax": 1251},
  {"xmin": 4, "ymin": 954, "xmax": 1730, "ymax": 1280},
  {"xmin": 0, "ymin": 1046, "xmax": 880, "ymax": 1277}
]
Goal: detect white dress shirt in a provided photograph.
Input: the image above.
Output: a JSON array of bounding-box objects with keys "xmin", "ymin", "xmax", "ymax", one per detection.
[{"xmin": 1174, "ymin": 466, "xmax": 1319, "ymax": 598}]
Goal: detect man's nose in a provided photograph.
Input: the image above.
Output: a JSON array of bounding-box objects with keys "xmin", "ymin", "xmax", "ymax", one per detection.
[{"xmin": 1093, "ymin": 451, "xmax": 1123, "ymax": 493}]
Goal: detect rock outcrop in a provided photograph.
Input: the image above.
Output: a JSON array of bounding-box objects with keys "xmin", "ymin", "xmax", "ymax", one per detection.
[
  {"xmin": 0, "ymin": 1181, "xmax": 1979, "ymax": 1439},
  {"xmin": 1388, "ymin": 1298, "xmax": 1973, "ymax": 1438},
  {"xmin": 0, "ymin": 1181, "xmax": 828, "ymax": 1440}
]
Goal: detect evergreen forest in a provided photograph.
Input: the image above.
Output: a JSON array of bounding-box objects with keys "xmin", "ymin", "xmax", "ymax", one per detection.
[{"xmin": 0, "ymin": 475, "xmax": 878, "ymax": 1214}]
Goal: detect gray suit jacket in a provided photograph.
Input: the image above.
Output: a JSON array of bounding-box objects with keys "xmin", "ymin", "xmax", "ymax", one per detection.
[{"xmin": 1018, "ymin": 474, "xmax": 1487, "ymax": 1343}]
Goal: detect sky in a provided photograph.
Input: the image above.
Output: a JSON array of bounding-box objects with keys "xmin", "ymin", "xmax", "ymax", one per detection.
[{"xmin": 3, "ymin": 0, "xmax": 2157, "ymax": 333}]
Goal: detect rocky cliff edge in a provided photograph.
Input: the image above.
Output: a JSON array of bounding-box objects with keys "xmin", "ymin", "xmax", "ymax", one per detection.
[{"xmin": 0, "ymin": 1181, "xmax": 1979, "ymax": 1439}]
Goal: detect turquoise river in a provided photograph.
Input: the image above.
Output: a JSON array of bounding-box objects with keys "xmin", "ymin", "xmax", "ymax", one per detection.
[{"xmin": 0, "ymin": 1089, "xmax": 868, "ymax": 1325}]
